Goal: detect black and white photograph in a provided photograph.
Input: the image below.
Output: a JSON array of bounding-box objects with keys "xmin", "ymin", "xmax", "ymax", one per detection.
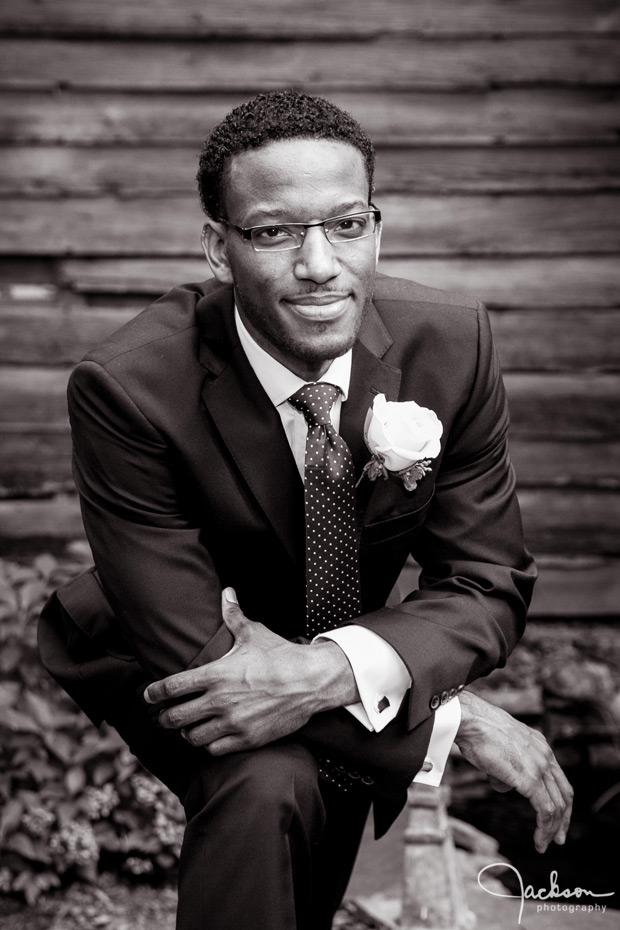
[{"xmin": 0, "ymin": 2, "xmax": 618, "ymax": 928}]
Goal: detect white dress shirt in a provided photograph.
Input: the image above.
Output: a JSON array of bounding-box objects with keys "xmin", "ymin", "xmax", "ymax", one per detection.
[{"xmin": 235, "ymin": 309, "xmax": 459, "ymax": 785}]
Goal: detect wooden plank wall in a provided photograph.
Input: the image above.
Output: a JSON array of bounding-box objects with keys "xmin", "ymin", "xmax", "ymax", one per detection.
[{"xmin": 0, "ymin": 0, "xmax": 619, "ymax": 619}]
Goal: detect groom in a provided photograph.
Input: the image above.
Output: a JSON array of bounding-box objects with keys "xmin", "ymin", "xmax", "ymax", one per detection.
[{"xmin": 40, "ymin": 90, "xmax": 572, "ymax": 930}]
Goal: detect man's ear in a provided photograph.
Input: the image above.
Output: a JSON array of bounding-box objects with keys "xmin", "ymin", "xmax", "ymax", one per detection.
[{"xmin": 201, "ymin": 219, "xmax": 234, "ymax": 284}]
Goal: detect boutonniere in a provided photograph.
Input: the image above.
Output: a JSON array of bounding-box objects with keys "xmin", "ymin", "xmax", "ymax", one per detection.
[{"xmin": 358, "ymin": 393, "xmax": 443, "ymax": 492}]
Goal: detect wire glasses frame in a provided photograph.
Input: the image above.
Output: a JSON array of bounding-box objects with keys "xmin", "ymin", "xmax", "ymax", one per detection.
[{"xmin": 220, "ymin": 207, "xmax": 381, "ymax": 253}]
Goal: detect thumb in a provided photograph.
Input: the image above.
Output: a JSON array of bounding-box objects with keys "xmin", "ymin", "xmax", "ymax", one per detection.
[{"xmin": 221, "ymin": 587, "xmax": 250, "ymax": 642}]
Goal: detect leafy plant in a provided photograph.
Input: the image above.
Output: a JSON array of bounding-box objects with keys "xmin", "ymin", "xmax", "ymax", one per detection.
[{"xmin": 0, "ymin": 551, "xmax": 185, "ymax": 904}]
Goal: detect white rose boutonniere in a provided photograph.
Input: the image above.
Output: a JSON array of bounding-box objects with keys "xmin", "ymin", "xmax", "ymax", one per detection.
[{"xmin": 359, "ymin": 393, "xmax": 443, "ymax": 492}]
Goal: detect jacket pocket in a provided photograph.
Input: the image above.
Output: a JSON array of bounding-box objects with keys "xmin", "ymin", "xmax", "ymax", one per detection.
[{"xmin": 362, "ymin": 490, "xmax": 434, "ymax": 547}]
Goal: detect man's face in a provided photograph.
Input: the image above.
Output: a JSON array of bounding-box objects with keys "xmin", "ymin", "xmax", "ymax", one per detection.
[{"xmin": 203, "ymin": 138, "xmax": 381, "ymax": 381}]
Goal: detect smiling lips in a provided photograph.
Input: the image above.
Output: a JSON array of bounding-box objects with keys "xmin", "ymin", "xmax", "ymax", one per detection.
[{"xmin": 284, "ymin": 293, "xmax": 351, "ymax": 320}]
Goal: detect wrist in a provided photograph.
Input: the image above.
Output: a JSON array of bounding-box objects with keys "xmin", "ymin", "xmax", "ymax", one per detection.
[
  {"xmin": 455, "ymin": 689, "xmax": 484, "ymax": 742},
  {"xmin": 306, "ymin": 640, "xmax": 360, "ymax": 713}
]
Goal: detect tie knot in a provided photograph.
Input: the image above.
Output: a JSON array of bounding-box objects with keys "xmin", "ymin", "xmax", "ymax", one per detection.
[{"xmin": 288, "ymin": 383, "xmax": 340, "ymax": 428}]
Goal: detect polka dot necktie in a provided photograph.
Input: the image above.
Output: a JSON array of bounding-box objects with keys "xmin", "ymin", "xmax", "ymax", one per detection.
[
  {"xmin": 289, "ymin": 384, "xmax": 372, "ymax": 793},
  {"xmin": 288, "ymin": 382, "xmax": 362, "ymax": 636}
]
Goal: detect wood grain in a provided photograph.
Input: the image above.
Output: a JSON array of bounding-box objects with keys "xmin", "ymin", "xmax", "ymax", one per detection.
[
  {"xmin": 2, "ymin": 38, "xmax": 619, "ymax": 91},
  {"xmin": 2, "ymin": 193, "xmax": 618, "ymax": 256},
  {"xmin": 1, "ymin": 0, "xmax": 618, "ymax": 38},
  {"xmin": 2, "ymin": 90, "xmax": 619, "ymax": 145},
  {"xmin": 3, "ymin": 145, "xmax": 619, "ymax": 197}
]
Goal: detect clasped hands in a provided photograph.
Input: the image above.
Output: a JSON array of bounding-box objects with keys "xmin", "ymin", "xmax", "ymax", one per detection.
[{"xmin": 144, "ymin": 587, "xmax": 573, "ymax": 853}]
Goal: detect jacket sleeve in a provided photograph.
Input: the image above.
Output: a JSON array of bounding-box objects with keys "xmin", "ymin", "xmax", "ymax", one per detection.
[
  {"xmin": 353, "ymin": 307, "xmax": 537, "ymax": 731},
  {"xmin": 68, "ymin": 360, "xmax": 235, "ymax": 680}
]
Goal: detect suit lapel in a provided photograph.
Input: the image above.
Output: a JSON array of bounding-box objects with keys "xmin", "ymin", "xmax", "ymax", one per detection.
[
  {"xmin": 196, "ymin": 286, "xmax": 305, "ymax": 565},
  {"xmin": 339, "ymin": 304, "xmax": 402, "ymax": 518}
]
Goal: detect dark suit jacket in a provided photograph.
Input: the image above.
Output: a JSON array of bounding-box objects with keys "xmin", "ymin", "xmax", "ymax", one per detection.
[{"xmin": 39, "ymin": 273, "xmax": 535, "ymax": 835}]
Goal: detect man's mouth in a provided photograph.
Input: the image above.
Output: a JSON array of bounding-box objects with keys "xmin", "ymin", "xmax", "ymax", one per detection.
[{"xmin": 284, "ymin": 293, "xmax": 351, "ymax": 320}]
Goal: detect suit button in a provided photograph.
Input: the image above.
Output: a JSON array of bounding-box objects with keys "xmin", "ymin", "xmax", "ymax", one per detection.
[
  {"xmin": 457, "ymin": 684, "xmax": 464, "ymax": 692},
  {"xmin": 361, "ymin": 775, "xmax": 375, "ymax": 786},
  {"xmin": 348, "ymin": 771, "xmax": 360, "ymax": 779},
  {"xmin": 449, "ymin": 687, "xmax": 457, "ymax": 699},
  {"xmin": 430, "ymin": 694, "xmax": 440, "ymax": 710},
  {"xmin": 440, "ymin": 690, "xmax": 449, "ymax": 705}
]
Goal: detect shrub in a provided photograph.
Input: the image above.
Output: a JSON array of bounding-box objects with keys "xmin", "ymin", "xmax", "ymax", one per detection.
[{"xmin": 0, "ymin": 551, "xmax": 185, "ymax": 905}]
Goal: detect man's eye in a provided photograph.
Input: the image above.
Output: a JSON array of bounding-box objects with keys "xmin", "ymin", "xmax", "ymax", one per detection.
[
  {"xmin": 334, "ymin": 216, "xmax": 366, "ymax": 234},
  {"xmin": 255, "ymin": 226, "xmax": 290, "ymax": 240}
]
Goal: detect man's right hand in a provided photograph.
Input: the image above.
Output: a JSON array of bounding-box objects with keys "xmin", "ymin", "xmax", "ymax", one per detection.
[{"xmin": 455, "ymin": 689, "xmax": 573, "ymax": 853}]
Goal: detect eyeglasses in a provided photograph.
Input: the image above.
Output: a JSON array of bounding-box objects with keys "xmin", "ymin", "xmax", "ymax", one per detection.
[{"xmin": 221, "ymin": 208, "xmax": 381, "ymax": 253}]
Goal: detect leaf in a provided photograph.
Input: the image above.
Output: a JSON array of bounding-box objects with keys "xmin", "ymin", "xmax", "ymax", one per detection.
[
  {"xmin": 2, "ymin": 707, "xmax": 40, "ymax": 734},
  {"xmin": 23, "ymin": 690, "xmax": 59, "ymax": 730},
  {"xmin": 0, "ymin": 680, "xmax": 20, "ymax": 709},
  {"xmin": 33, "ymin": 554, "xmax": 58, "ymax": 580},
  {"xmin": 0, "ymin": 642, "xmax": 22, "ymax": 674},
  {"xmin": 17, "ymin": 580, "xmax": 47, "ymax": 612},
  {"xmin": 6, "ymin": 831, "xmax": 37, "ymax": 860},
  {"xmin": 0, "ymin": 798, "xmax": 24, "ymax": 842},
  {"xmin": 65, "ymin": 765, "xmax": 87, "ymax": 796},
  {"xmin": 92, "ymin": 761, "xmax": 116, "ymax": 786}
]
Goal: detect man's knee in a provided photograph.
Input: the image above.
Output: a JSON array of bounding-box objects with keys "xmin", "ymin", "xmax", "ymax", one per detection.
[{"xmin": 186, "ymin": 741, "xmax": 323, "ymax": 831}]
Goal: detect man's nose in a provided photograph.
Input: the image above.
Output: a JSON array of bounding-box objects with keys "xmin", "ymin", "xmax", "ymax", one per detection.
[{"xmin": 292, "ymin": 226, "xmax": 340, "ymax": 283}]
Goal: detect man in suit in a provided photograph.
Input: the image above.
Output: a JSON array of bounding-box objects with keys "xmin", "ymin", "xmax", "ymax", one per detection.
[{"xmin": 40, "ymin": 91, "xmax": 572, "ymax": 930}]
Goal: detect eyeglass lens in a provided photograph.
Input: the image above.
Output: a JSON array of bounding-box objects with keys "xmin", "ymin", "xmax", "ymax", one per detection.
[{"xmin": 251, "ymin": 211, "xmax": 378, "ymax": 251}]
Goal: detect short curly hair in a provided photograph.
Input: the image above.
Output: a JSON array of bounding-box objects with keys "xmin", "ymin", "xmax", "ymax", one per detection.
[{"xmin": 196, "ymin": 90, "xmax": 375, "ymax": 220}]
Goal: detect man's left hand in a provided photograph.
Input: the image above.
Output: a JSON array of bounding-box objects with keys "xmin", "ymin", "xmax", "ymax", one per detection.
[{"xmin": 144, "ymin": 588, "xmax": 359, "ymax": 755}]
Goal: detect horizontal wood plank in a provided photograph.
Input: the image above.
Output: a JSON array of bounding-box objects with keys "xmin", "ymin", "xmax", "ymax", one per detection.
[
  {"xmin": 2, "ymin": 145, "xmax": 619, "ymax": 197},
  {"xmin": 2, "ymin": 489, "xmax": 618, "ymax": 555},
  {"xmin": 1, "ymin": 0, "xmax": 618, "ymax": 38},
  {"xmin": 2, "ymin": 90, "xmax": 619, "ymax": 145},
  {"xmin": 1, "ymin": 367, "xmax": 618, "ymax": 438},
  {"xmin": 2, "ymin": 434, "xmax": 618, "ymax": 497},
  {"xmin": 530, "ymin": 557, "xmax": 620, "ymax": 618},
  {"xmin": 3, "ymin": 302, "xmax": 619, "ymax": 372},
  {"xmin": 54, "ymin": 256, "xmax": 620, "ymax": 307},
  {"xmin": 2, "ymin": 193, "xmax": 618, "ymax": 256},
  {"xmin": 398, "ymin": 555, "xmax": 620, "ymax": 618},
  {"xmin": 2, "ymin": 38, "xmax": 619, "ymax": 91}
]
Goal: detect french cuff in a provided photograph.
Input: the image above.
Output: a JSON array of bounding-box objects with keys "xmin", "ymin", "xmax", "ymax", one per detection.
[
  {"xmin": 413, "ymin": 697, "xmax": 461, "ymax": 786},
  {"xmin": 314, "ymin": 625, "xmax": 411, "ymax": 732}
]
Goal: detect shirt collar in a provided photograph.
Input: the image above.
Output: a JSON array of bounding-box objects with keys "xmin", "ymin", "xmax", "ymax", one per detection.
[{"xmin": 234, "ymin": 307, "xmax": 352, "ymax": 408}]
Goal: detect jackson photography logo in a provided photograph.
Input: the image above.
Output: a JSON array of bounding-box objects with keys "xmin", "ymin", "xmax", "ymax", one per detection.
[{"xmin": 477, "ymin": 863, "xmax": 615, "ymax": 926}]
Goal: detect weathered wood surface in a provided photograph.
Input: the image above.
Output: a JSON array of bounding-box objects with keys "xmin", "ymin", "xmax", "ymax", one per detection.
[
  {"xmin": 48, "ymin": 256, "xmax": 620, "ymax": 308},
  {"xmin": 3, "ymin": 301, "xmax": 619, "ymax": 372},
  {"xmin": 1, "ymin": 0, "xmax": 618, "ymax": 38},
  {"xmin": 3, "ymin": 90, "xmax": 619, "ymax": 145},
  {"xmin": 3, "ymin": 193, "xmax": 618, "ymax": 256},
  {"xmin": 3, "ymin": 38, "xmax": 620, "ymax": 90},
  {"xmin": 3, "ymin": 145, "xmax": 619, "ymax": 197}
]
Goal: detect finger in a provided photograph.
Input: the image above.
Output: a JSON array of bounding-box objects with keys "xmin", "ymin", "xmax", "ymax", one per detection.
[
  {"xmin": 550, "ymin": 770, "xmax": 574, "ymax": 844},
  {"xmin": 181, "ymin": 716, "xmax": 232, "ymax": 748},
  {"xmin": 158, "ymin": 693, "xmax": 218, "ymax": 730},
  {"xmin": 144, "ymin": 667, "xmax": 209, "ymax": 705},
  {"xmin": 531, "ymin": 782, "xmax": 560, "ymax": 853},
  {"xmin": 221, "ymin": 587, "xmax": 251, "ymax": 641}
]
